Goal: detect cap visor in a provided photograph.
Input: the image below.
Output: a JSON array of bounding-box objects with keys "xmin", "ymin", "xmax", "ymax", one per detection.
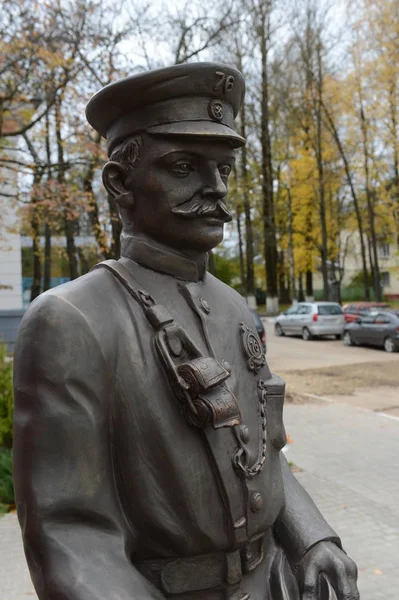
[{"xmin": 147, "ymin": 121, "xmax": 245, "ymax": 148}]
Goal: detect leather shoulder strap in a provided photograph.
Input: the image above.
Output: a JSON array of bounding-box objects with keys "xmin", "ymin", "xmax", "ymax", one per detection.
[{"xmin": 92, "ymin": 259, "xmax": 155, "ymax": 309}]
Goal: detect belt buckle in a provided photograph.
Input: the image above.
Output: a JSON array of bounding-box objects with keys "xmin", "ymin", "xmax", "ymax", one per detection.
[
  {"xmin": 242, "ymin": 533, "xmax": 265, "ymax": 573},
  {"xmin": 224, "ymin": 550, "xmax": 250, "ymax": 600}
]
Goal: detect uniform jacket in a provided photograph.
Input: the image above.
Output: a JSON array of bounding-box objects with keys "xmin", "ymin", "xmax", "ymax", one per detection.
[{"xmin": 13, "ymin": 236, "xmax": 340, "ymax": 600}]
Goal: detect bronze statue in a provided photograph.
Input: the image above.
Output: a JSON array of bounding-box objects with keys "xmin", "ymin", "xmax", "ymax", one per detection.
[{"xmin": 13, "ymin": 63, "xmax": 359, "ymax": 600}]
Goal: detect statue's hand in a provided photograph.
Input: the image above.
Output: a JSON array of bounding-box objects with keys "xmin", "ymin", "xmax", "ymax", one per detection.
[{"xmin": 296, "ymin": 541, "xmax": 359, "ymax": 600}]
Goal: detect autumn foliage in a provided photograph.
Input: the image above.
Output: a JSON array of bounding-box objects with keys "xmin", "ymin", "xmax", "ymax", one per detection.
[{"xmin": 0, "ymin": 0, "xmax": 397, "ymax": 304}]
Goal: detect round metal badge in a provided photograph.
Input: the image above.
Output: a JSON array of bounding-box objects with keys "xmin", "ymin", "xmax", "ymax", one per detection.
[
  {"xmin": 208, "ymin": 99, "xmax": 224, "ymax": 121},
  {"xmin": 239, "ymin": 322, "xmax": 266, "ymax": 374}
]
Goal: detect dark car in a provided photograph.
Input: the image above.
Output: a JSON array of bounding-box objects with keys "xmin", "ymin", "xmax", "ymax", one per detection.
[
  {"xmin": 342, "ymin": 302, "xmax": 391, "ymax": 323},
  {"xmin": 250, "ymin": 308, "xmax": 266, "ymax": 352},
  {"xmin": 343, "ymin": 310, "xmax": 399, "ymax": 352}
]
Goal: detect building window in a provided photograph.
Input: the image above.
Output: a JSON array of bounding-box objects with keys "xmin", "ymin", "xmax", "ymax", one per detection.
[
  {"xmin": 381, "ymin": 271, "xmax": 390, "ymax": 287},
  {"xmin": 379, "ymin": 243, "xmax": 390, "ymax": 258}
]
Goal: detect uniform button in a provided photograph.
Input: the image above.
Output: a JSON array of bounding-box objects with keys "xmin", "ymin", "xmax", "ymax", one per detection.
[
  {"xmin": 222, "ymin": 359, "xmax": 232, "ymax": 373},
  {"xmin": 250, "ymin": 492, "xmax": 263, "ymax": 512},
  {"xmin": 200, "ymin": 298, "xmax": 210, "ymax": 314},
  {"xmin": 240, "ymin": 425, "xmax": 250, "ymax": 444}
]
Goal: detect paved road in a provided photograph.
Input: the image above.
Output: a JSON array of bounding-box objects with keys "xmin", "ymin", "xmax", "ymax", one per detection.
[
  {"xmin": 262, "ymin": 318, "xmax": 399, "ymax": 371},
  {"xmin": 284, "ymin": 401, "xmax": 399, "ymax": 600}
]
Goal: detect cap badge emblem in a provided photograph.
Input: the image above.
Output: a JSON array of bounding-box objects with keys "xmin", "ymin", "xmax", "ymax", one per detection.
[{"xmin": 208, "ymin": 99, "xmax": 224, "ymax": 121}]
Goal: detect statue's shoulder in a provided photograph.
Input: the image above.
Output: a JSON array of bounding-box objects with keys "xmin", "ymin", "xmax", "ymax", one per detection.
[
  {"xmin": 206, "ymin": 272, "xmax": 251, "ymax": 312},
  {"xmin": 19, "ymin": 266, "xmax": 124, "ymax": 340}
]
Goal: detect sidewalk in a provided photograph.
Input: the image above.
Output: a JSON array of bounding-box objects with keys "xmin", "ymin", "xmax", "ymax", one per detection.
[
  {"xmin": 284, "ymin": 401, "xmax": 399, "ymax": 600},
  {"xmin": 1, "ymin": 400, "xmax": 398, "ymax": 599},
  {"xmin": 0, "ymin": 512, "xmax": 36, "ymax": 600}
]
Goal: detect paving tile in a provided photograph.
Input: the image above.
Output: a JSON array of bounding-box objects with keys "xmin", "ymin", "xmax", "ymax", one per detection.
[{"xmin": 284, "ymin": 402, "xmax": 399, "ymax": 600}]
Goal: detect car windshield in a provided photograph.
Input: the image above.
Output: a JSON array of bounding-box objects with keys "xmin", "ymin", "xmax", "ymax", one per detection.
[{"xmin": 317, "ymin": 304, "xmax": 342, "ymax": 315}]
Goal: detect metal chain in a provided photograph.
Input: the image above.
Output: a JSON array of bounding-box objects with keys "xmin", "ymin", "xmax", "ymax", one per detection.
[{"xmin": 233, "ymin": 380, "xmax": 267, "ymax": 478}]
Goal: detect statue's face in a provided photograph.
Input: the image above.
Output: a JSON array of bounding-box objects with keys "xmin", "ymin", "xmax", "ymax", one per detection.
[{"xmin": 125, "ymin": 135, "xmax": 236, "ymax": 253}]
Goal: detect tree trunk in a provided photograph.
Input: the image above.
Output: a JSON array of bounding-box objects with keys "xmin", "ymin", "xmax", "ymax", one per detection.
[
  {"xmin": 259, "ymin": 6, "xmax": 278, "ymax": 312},
  {"xmin": 83, "ymin": 130, "xmax": 110, "ymax": 258},
  {"xmin": 78, "ymin": 248, "xmax": 90, "ymax": 275},
  {"xmin": 236, "ymin": 203, "xmax": 246, "ymax": 296},
  {"xmin": 359, "ymin": 106, "xmax": 381, "ymax": 301},
  {"xmin": 315, "ymin": 45, "xmax": 329, "ymax": 300},
  {"xmin": 367, "ymin": 237, "xmax": 375, "ymax": 299},
  {"xmin": 287, "ymin": 188, "xmax": 296, "ymax": 302},
  {"xmin": 43, "ymin": 111, "xmax": 52, "ymax": 292},
  {"xmin": 43, "ymin": 222, "xmax": 52, "ymax": 291},
  {"xmin": 298, "ymin": 273, "xmax": 305, "ymax": 302},
  {"xmin": 55, "ymin": 95, "xmax": 79, "ymax": 280},
  {"xmin": 321, "ymin": 99, "xmax": 370, "ymax": 300},
  {"xmin": 388, "ymin": 81, "xmax": 399, "ymax": 225},
  {"xmin": 240, "ymin": 100, "xmax": 255, "ymax": 296},
  {"xmin": 30, "ymin": 175, "xmax": 42, "ymax": 302},
  {"xmin": 306, "ymin": 270, "xmax": 313, "ymax": 299},
  {"xmin": 278, "ymin": 251, "xmax": 290, "ymax": 303}
]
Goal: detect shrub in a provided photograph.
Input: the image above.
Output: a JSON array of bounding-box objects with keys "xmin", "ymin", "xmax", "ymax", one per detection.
[
  {"xmin": 0, "ymin": 343, "xmax": 13, "ymax": 449},
  {"xmin": 0, "ymin": 447, "xmax": 14, "ymax": 507}
]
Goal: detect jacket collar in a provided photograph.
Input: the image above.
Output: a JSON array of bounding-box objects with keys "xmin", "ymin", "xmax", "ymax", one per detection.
[{"xmin": 120, "ymin": 234, "xmax": 208, "ymax": 282}]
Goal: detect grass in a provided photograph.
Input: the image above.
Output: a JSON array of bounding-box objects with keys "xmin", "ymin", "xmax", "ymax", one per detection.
[{"xmin": 256, "ymin": 303, "xmax": 290, "ymax": 316}]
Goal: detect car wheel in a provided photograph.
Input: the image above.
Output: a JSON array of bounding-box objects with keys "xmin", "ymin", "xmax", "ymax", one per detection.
[
  {"xmin": 275, "ymin": 323, "xmax": 284, "ymax": 337},
  {"xmin": 335, "ymin": 334, "xmax": 342, "ymax": 340},
  {"xmin": 302, "ymin": 327, "xmax": 312, "ymax": 341},
  {"xmin": 384, "ymin": 337, "xmax": 397, "ymax": 353},
  {"xmin": 343, "ymin": 331, "xmax": 354, "ymax": 346}
]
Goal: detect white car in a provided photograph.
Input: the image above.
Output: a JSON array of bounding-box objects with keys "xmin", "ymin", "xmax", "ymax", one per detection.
[{"xmin": 274, "ymin": 302, "xmax": 345, "ymax": 340}]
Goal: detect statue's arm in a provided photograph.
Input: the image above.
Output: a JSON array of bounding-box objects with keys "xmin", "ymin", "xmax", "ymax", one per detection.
[
  {"xmin": 274, "ymin": 454, "xmax": 342, "ymax": 566},
  {"xmin": 13, "ymin": 293, "xmax": 164, "ymax": 600}
]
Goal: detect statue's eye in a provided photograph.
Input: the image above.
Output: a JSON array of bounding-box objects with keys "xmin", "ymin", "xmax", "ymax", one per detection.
[
  {"xmin": 219, "ymin": 164, "xmax": 232, "ymax": 179},
  {"xmin": 172, "ymin": 161, "xmax": 194, "ymax": 176}
]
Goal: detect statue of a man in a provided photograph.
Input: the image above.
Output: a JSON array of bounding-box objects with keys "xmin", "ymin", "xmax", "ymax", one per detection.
[{"xmin": 13, "ymin": 63, "xmax": 359, "ymax": 600}]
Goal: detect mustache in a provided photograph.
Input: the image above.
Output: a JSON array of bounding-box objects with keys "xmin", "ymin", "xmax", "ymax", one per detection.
[{"xmin": 171, "ymin": 197, "xmax": 232, "ymax": 222}]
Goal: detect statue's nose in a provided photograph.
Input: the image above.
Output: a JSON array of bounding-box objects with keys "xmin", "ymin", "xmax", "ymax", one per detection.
[{"xmin": 202, "ymin": 167, "xmax": 227, "ymax": 200}]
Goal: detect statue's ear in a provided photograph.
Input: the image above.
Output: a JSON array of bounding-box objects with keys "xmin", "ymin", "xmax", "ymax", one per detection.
[{"xmin": 102, "ymin": 161, "xmax": 134, "ymax": 208}]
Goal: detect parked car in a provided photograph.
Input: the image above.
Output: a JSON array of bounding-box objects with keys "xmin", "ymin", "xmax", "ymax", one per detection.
[
  {"xmin": 274, "ymin": 302, "xmax": 345, "ymax": 341},
  {"xmin": 342, "ymin": 302, "xmax": 391, "ymax": 323},
  {"xmin": 343, "ymin": 310, "xmax": 399, "ymax": 352},
  {"xmin": 250, "ymin": 308, "xmax": 266, "ymax": 352}
]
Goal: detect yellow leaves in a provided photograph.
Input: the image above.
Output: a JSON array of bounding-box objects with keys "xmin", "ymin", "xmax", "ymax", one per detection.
[{"xmin": 277, "ymin": 122, "xmax": 343, "ymax": 274}]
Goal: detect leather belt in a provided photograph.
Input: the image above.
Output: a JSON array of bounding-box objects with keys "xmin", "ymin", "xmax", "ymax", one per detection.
[{"xmin": 135, "ymin": 533, "xmax": 267, "ymax": 599}]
